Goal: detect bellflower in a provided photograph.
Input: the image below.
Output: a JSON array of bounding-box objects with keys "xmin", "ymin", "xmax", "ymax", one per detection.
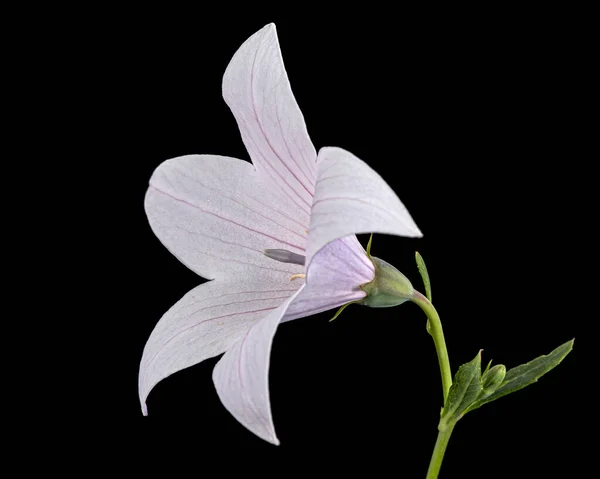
[{"xmin": 139, "ymin": 23, "xmax": 422, "ymax": 444}]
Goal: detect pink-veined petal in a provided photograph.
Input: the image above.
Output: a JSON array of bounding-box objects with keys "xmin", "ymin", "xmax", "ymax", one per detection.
[
  {"xmin": 212, "ymin": 286, "xmax": 305, "ymax": 445},
  {"xmin": 145, "ymin": 154, "xmax": 307, "ymax": 281},
  {"xmin": 284, "ymin": 235, "xmax": 374, "ymax": 321},
  {"xmin": 139, "ymin": 279, "xmax": 299, "ymax": 415},
  {"xmin": 222, "ymin": 23, "xmax": 317, "ymax": 219},
  {"xmin": 211, "ymin": 237, "xmax": 374, "ymax": 444},
  {"xmin": 307, "ymin": 147, "xmax": 422, "ymax": 266}
]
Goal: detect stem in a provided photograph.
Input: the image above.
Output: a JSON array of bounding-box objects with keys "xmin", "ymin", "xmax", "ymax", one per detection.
[
  {"xmin": 411, "ymin": 290, "xmax": 454, "ymax": 478},
  {"xmin": 411, "ymin": 290, "xmax": 452, "ymax": 402},
  {"xmin": 425, "ymin": 423, "xmax": 456, "ymax": 479}
]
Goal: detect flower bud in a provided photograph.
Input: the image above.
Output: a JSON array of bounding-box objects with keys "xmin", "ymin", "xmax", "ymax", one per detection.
[
  {"xmin": 361, "ymin": 256, "xmax": 414, "ymax": 308},
  {"xmin": 481, "ymin": 364, "xmax": 506, "ymax": 396}
]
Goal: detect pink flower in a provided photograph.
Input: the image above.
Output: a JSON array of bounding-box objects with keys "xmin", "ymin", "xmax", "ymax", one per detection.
[{"xmin": 139, "ymin": 23, "xmax": 421, "ymax": 444}]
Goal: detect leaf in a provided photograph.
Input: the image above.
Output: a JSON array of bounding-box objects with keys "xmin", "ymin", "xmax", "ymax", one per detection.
[
  {"xmin": 415, "ymin": 251, "xmax": 432, "ymax": 302},
  {"xmin": 415, "ymin": 251, "xmax": 433, "ymax": 335},
  {"xmin": 464, "ymin": 339, "xmax": 574, "ymax": 414},
  {"xmin": 440, "ymin": 351, "xmax": 483, "ymax": 426}
]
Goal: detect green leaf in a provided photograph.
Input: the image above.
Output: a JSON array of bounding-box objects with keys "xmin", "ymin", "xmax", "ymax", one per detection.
[
  {"xmin": 415, "ymin": 252, "xmax": 433, "ymax": 335},
  {"xmin": 464, "ymin": 339, "xmax": 574, "ymax": 414},
  {"xmin": 440, "ymin": 351, "xmax": 483, "ymax": 426},
  {"xmin": 415, "ymin": 251, "xmax": 432, "ymax": 302}
]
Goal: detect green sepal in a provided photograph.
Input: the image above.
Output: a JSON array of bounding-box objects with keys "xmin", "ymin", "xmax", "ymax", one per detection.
[
  {"xmin": 366, "ymin": 233, "xmax": 374, "ymax": 257},
  {"xmin": 329, "ymin": 301, "xmax": 361, "ymax": 322},
  {"xmin": 361, "ymin": 256, "xmax": 414, "ymax": 308}
]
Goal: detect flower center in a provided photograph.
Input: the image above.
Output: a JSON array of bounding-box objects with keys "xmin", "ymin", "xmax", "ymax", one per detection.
[{"xmin": 263, "ymin": 249, "xmax": 306, "ymax": 281}]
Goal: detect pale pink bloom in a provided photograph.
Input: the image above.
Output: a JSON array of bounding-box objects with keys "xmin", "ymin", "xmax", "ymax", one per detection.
[{"xmin": 139, "ymin": 23, "xmax": 421, "ymax": 444}]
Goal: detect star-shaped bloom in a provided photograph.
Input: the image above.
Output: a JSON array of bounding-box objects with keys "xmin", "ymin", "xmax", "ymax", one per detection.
[{"xmin": 139, "ymin": 23, "xmax": 422, "ymax": 444}]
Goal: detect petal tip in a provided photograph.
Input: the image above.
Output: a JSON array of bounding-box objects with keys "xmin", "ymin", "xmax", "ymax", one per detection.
[
  {"xmin": 255, "ymin": 23, "xmax": 277, "ymax": 40},
  {"xmin": 263, "ymin": 430, "xmax": 280, "ymax": 446},
  {"xmin": 141, "ymin": 402, "xmax": 148, "ymax": 416}
]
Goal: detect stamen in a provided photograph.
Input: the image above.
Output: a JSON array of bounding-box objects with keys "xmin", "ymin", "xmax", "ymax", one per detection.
[
  {"xmin": 289, "ymin": 273, "xmax": 306, "ymax": 281},
  {"xmin": 263, "ymin": 249, "xmax": 306, "ymax": 266}
]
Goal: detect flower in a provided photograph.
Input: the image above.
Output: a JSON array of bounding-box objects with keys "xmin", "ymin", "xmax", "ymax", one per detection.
[{"xmin": 139, "ymin": 23, "xmax": 422, "ymax": 444}]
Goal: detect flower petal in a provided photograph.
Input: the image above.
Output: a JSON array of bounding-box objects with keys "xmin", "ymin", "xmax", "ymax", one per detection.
[
  {"xmin": 146, "ymin": 154, "xmax": 307, "ymax": 281},
  {"xmin": 139, "ymin": 279, "xmax": 299, "ymax": 415},
  {"xmin": 222, "ymin": 23, "xmax": 317, "ymax": 220},
  {"xmin": 307, "ymin": 147, "xmax": 423, "ymax": 266},
  {"xmin": 212, "ymin": 286, "xmax": 305, "ymax": 445},
  {"xmin": 284, "ymin": 235, "xmax": 374, "ymax": 321},
  {"xmin": 211, "ymin": 237, "xmax": 374, "ymax": 444}
]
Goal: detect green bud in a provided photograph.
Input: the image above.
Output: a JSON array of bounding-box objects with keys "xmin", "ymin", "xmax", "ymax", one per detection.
[
  {"xmin": 481, "ymin": 364, "xmax": 506, "ymax": 397},
  {"xmin": 361, "ymin": 256, "xmax": 414, "ymax": 308}
]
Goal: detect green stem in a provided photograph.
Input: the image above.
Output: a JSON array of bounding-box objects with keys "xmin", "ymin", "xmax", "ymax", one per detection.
[
  {"xmin": 411, "ymin": 290, "xmax": 454, "ymax": 478},
  {"xmin": 425, "ymin": 422, "xmax": 456, "ymax": 479},
  {"xmin": 411, "ymin": 290, "xmax": 452, "ymax": 402}
]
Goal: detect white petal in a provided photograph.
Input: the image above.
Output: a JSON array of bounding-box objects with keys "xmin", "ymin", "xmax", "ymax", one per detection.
[
  {"xmin": 139, "ymin": 279, "xmax": 299, "ymax": 415},
  {"xmin": 213, "ymin": 235, "xmax": 375, "ymax": 444},
  {"xmin": 211, "ymin": 236, "xmax": 374, "ymax": 444},
  {"xmin": 307, "ymin": 147, "xmax": 422, "ymax": 265},
  {"xmin": 222, "ymin": 23, "xmax": 317, "ymax": 221},
  {"xmin": 146, "ymin": 154, "xmax": 306, "ymax": 281},
  {"xmin": 212, "ymin": 286, "xmax": 305, "ymax": 445}
]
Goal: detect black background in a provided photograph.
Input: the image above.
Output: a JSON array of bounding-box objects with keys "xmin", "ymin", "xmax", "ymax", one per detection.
[{"xmin": 53, "ymin": 9, "xmax": 590, "ymax": 477}]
